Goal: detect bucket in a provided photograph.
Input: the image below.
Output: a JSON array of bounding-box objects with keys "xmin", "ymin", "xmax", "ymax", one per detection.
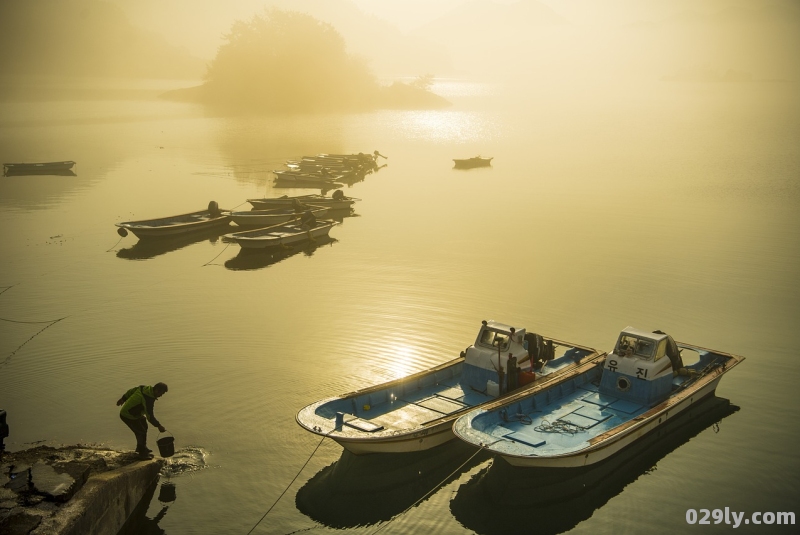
[
  {"xmin": 156, "ymin": 433, "xmax": 175, "ymax": 458},
  {"xmin": 519, "ymin": 371, "xmax": 536, "ymax": 386}
]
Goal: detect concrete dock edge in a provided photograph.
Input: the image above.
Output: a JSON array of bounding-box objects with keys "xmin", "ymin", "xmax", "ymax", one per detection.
[{"xmin": 31, "ymin": 458, "xmax": 164, "ymax": 535}]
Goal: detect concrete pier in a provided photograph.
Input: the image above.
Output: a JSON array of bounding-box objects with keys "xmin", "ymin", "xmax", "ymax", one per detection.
[{"xmin": 1, "ymin": 446, "xmax": 164, "ymax": 535}]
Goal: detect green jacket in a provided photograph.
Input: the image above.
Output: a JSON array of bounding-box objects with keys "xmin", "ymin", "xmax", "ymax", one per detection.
[{"xmin": 118, "ymin": 385, "xmax": 162, "ymax": 427}]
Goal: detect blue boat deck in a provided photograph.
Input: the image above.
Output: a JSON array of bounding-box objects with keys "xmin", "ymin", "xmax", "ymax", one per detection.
[{"xmin": 469, "ymin": 367, "xmax": 702, "ymax": 457}]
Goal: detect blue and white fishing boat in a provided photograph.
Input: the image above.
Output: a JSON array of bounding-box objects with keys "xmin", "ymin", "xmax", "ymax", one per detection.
[
  {"xmin": 453, "ymin": 327, "xmax": 744, "ymax": 467},
  {"xmin": 296, "ymin": 320, "xmax": 606, "ymax": 454}
]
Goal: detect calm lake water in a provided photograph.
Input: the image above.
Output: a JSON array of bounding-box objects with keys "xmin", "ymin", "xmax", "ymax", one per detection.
[{"xmin": 1, "ymin": 78, "xmax": 798, "ymax": 534}]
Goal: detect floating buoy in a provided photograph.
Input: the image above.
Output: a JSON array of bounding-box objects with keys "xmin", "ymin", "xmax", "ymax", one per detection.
[{"xmin": 117, "ymin": 227, "xmax": 128, "ymax": 237}]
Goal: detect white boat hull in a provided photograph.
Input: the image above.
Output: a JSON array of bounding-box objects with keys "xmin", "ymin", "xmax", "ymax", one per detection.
[{"xmin": 499, "ymin": 370, "xmax": 725, "ymax": 468}]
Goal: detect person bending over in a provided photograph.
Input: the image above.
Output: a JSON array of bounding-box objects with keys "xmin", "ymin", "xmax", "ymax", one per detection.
[{"xmin": 117, "ymin": 382, "xmax": 168, "ymax": 458}]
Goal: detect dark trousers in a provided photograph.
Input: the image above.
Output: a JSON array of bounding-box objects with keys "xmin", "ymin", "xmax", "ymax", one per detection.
[{"xmin": 120, "ymin": 414, "xmax": 148, "ymax": 452}]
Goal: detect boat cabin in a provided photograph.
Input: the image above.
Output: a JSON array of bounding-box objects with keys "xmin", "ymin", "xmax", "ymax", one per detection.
[
  {"xmin": 462, "ymin": 320, "xmax": 532, "ymax": 396},
  {"xmin": 600, "ymin": 327, "xmax": 683, "ymax": 405}
]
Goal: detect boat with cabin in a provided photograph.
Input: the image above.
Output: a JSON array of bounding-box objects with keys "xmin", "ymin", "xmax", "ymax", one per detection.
[
  {"xmin": 295, "ymin": 320, "xmax": 606, "ymax": 454},
  {"xmin": 453, "ymin": 327, "xmax": 744, "ymax": 468},
  {"xmin": 115, "ymin": 201, "xmax": 231, "ymax": 239}
]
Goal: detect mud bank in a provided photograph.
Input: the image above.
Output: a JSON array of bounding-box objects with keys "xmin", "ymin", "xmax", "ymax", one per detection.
[{"xmin": 0, "ymin": 445, "xmax": 164, "ymax": 535}]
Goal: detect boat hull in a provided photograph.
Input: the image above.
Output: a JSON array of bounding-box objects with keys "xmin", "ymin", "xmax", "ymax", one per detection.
[
  {"xmin": 296, "ymin": 340, "xmax": 606, "ymax": 455},
  {"xmin": 230, "ymin": 220, "xmax": 337, "ymax": 249},
  {"xmin": 453, "ymin": 157, "xmax": 492, "ymax": 169},
  {"xmin": 4, "ymin": 161, "xmax": 76, "ymax": 176},
  {"xmin": 248, "ymin": 196, "xmax": 355, "ymax": 211},
  {"xmin": 501, "ymin": 374, "xmax": 724, "ymax": 468},
  {"xmin": 453, "ymin": 342, "xmax": 744, "ymax": 468},
  {"xmin": 116, "ymin": 211, "xmax": 231, "ymax": 239},
  {"xmin": 227, "ymin": 206, "xmax": 328, "ymax": 227}
]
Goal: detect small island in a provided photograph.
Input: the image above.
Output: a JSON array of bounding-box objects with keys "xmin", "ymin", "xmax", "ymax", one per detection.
[{"xmin": 162, "ymin": 9, "xmax": 450, "ymax": 113}]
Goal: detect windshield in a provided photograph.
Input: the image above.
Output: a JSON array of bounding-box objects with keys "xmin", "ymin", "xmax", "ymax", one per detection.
[
  {"xmin": 479, "ymin": 329, "xmax": 510, "ymax": 351},
  {"xmin": 617, "ymin": 334, "xmax": 655, "ymax": 358}
]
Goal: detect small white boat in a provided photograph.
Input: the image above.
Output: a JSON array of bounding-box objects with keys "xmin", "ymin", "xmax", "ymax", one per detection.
[
  {"xmin": 227, "ymin": 219, "xmax": 338, "ymax": 249},
  {"xmin": 453, "ymin": 327, "xmax": 745, "ymax": 468},
  {"xmin": 225, "ymin": 205, "xmax": 328, "ymax": 227},
  {"xmin": 247, "ymin": 192, "xmax": 357, "ymax": 211},
  {"xmin": 115, "ymin": 201, "xmax": 231, "ymax": 239},
  {"xmin": 295, "ymin": 320, "xmax": 606, "ymax": 454}
]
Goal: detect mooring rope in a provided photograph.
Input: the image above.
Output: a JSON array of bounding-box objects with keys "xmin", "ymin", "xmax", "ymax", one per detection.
[
  {"xmin": 0, "ymin": 317, "xmax": 68, "ymax": 368},
  {"xmin": 202, "ymin": 243, "xmax": 232, "ymax": 267},
  {"xmin": 368, "ymin": 444, "xmax": 489, "ymax": 535},
  {"xmin": 247, "ymin": 433, "xmax": 332, "ymax": 535}
]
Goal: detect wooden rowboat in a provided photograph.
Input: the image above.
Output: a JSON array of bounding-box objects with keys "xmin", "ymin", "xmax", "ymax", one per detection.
[
  {"xmin": 227, "ymin": 219, "xmax": 338, "ymax": 250},
  {"xmin": 115, "ymin": 201, "xmax": 231, "ymax": 239},
  {"xmin": 3, "ymin": 161, "xmax": 76, "ymax": 176}
]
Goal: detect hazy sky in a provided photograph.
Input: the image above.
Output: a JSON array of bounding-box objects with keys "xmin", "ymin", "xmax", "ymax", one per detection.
[{"xmin": 101, "ymin": 0, "xmax": 798, "ymax": 82}]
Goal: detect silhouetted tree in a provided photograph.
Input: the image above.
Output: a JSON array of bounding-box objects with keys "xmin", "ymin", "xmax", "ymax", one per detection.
[{"xmin": 203, "ymin": 9, "xmax": 376, "ymax": 112}]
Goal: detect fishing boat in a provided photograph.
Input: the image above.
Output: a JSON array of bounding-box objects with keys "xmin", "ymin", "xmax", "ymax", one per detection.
[
  {"xmin": 295, "ymin": 320, "xmax": 606, "ymax": 454},
  {"xmin": 453, "ymin": 156, "xmax": 492, "ymax": 169},
  {"xmin": 453, "ymin": 327, "xmax": 744, "ymax": 468},
  {"xmin": 247, "ymin": 192, "xmax": 357, "ymax": 211},
  {"xmin": 225, "ymin": 205, "xmax": 328, "ymax": 227},
  {"xmin": 115, "ymin": 201, "xmax": 231, "ymax": 239},
  {"xmin": 3, "ymin": 161, "xmax": 76, "ymax": 176},
  {"xmin": 227, "ymin": 219, "xmax": 338, "ymax": 250},
  {"xmin": 273, "ymin": 170, "xmax": 344, "ymax": 188}
]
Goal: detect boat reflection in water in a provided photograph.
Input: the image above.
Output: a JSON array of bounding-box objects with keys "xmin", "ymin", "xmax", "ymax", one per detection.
[
  {"xmin": 296, "ymin": 440, "xmax": 490, "ymax": 529},
  {"xmin": 450, "ymin": 396, "xmax": 739, "ymax": 535},
  {"xmin": 116, "ymin": 229, "xmax": 229, "ymax": 261},
  {"xmin": 224, "ymin": 235, "xmax": 337, "ymax": 271}
]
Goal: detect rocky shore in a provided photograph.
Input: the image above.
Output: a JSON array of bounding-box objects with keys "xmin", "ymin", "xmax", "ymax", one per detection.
[{"xmin": 1, "ymin": 445, "xmax": 163, "ymax": 535}]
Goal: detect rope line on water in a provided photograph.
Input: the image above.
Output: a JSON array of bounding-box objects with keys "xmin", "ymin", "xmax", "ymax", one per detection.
[
  {"xmin": 247, "ymin": 433, "xmax": 330, "ymax": 535},
  {"xmin": 202, "ymin": 243, "xmax": 232, "ymax": 267},
  {"xmin": 369, "ymin": 444, "xmax": 488, "ymax": 535},
  {"xmin": 0, "ymin": 317, "xmax": 68, "ymax": 368},
  {"xmin": 0, "ymin": 316, "xmax": 68, "ymax": 324}
]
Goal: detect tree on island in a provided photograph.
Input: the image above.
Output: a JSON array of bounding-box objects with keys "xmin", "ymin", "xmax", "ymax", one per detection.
[{"xmin": 166, "ymin": 9, "xmax": 449, "ymax": 113}]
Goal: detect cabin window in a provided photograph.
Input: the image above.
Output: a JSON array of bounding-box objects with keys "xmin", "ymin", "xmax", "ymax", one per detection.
[
  {"xmin": 617, "ymin": 334, "xmax": 655, "ymax": 359},
  {"xmin": 655, "ymin": 339, "xmax": 667, "ymax": 361},
  {"xmin": 479, "ymin": 329, "xmax": 510, "ymax": 351}
]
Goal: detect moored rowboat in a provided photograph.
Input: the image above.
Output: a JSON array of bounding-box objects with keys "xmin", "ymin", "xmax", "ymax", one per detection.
[
  {"xmin": 453, "ymin": 156, "xmax": 492, "ymax": 169},
  {"xmin": 225, "ymin": 205, "xmax": 328, "ymax": 227},
  {"xmin": 247, "ymin": 192, "xmax": 356, "ymax": 211},
  {"xmin": 115, "ymin": 201, "xmax": 231, "ymax": 239},
  {"xmin": 3, "ymin": 161, "xmax": 76, "ymax": 176},
  {"xmin": 227, "ymin": 219, "xmax": 337, "ymax": 249}
]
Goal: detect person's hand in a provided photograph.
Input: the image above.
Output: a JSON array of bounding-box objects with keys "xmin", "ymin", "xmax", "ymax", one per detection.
[{"xmin": 158, "ymin": 426, "xmax": 166, "ymax": 433}]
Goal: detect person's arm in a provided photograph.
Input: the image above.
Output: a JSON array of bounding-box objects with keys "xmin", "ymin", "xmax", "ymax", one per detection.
[
  {"xmin": 144, "ymin": 394, "xmax": 165, "ymax": 431},
  {"xmin": 116, "ymin": 387, "xmax": 136, "ymax": 406}
]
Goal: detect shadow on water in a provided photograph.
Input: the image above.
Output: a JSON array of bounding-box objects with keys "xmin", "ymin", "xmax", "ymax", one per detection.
[
  {"xmin": 224, "ymin": 236, "xmax": 337, "ymax": 271},
  {"xmin": 296, "ymin": 440, "xmax": 491, "ymax": 529},
  {"xmin": 116, "ymin": 228, "xmax": 232, "ymax": 261},
  {"xmin": 450, "ymin": 396, "xmax": 740, "ymax": 535},
  {"xmin": 117, "ymin": 478, "xmax": 170, "ymax": 535},
  {"xmin": 118, "ymin": 447, "xmax": 207, "ymax": 535}
]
